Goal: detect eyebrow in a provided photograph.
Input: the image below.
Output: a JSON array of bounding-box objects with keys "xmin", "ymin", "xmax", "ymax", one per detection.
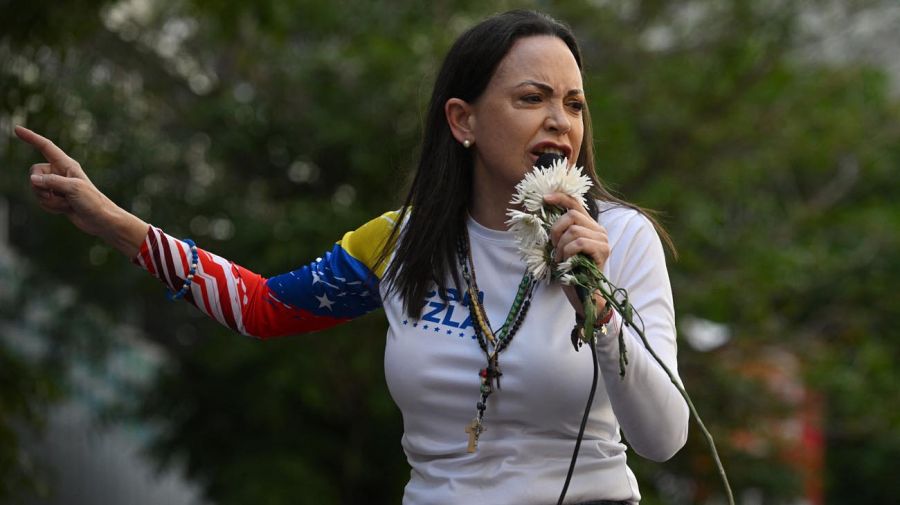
[{"xmin": 515, "ymin": 80, "xmax": 583, "ymax": 97}]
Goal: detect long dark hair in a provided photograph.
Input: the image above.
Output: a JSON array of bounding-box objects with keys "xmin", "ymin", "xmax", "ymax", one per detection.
[{"xmin": 379, "ymin": 10, "xmax": 674, "ymax": 319}]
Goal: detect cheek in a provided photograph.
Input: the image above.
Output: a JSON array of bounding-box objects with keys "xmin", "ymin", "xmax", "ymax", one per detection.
[
  {"xmin": 571, "ymin": 125, "xmax": 585, "ymax": 161},
  {"xmin": 479, "ymin": 114, "xmax": 528, "ymax": 154}
]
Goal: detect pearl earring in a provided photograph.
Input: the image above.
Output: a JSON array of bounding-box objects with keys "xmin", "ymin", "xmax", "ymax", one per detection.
[{"xmin": 463, "ymin": 139, "xmax": 472, "ymax": 148}]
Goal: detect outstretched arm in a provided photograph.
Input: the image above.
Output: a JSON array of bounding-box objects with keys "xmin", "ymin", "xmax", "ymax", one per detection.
[
  {"xmin": 134, "ymin": 214, "xmax": 394, "ymax": 338},
  {"xmin": 17, "ymin": 126, "xmax": 393, "ymax": 339}
]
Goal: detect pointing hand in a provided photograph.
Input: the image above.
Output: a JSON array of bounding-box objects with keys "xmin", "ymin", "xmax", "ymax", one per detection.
[{"xmin": 15, "ymin": 125, "xmax": 148, "ymax": 256}]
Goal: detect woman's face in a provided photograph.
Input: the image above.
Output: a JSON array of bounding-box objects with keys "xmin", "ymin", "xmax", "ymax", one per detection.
[{"xmin": 469, "ymin": 35, "xmax": 585, "ymax": 191}]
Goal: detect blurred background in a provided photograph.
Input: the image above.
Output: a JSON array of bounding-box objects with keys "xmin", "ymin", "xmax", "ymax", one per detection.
[{"xmin": 2, "ymin": 0, "xmax": 899, "ymax": 503}]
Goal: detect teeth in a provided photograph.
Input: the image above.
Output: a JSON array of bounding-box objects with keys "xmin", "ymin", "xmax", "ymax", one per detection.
[{"xmin": 538, "ymin": 148, "xmax": 564, "ymax": 156}]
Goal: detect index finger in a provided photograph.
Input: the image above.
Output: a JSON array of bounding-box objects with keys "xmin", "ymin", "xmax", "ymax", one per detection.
[
  {"xmin": 543, "ymin": 192, "xmax": 589, "ymax": 215},
  {"xmin": 14, "ymin": 126, "xmax": 73, "ymax": 165}
]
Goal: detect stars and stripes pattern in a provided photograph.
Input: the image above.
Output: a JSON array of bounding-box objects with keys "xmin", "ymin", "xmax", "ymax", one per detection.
[{"xmin": 132, "ymin": 211, "xmax": 400, "ymax": 339}]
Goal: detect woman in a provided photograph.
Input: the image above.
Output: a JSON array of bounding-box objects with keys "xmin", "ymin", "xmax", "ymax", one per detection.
[{"xmin": 18, "ymin": 10, "xmax": 688, "ymax": 505}]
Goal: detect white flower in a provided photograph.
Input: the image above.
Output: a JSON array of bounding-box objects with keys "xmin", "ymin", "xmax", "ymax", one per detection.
[
  {"xmin": 560, "ymin": 274, "xmax": 577, "ymax": 286},
  {"xmin": 507, "ymin": 157, "xmax": 594, "ymax": 282},
  {"xmin": 505, "ymin": 210, "xmax": 548, "ymax": 249},
  {"xmin": 510, "ymin": 157, "xmax": 592, "ymax": 212},
  {"xmin": 556, "ymin": 258, "xmax": 574, "ymax": 274},
  {"xmin": 521, "ymin": 246, "xmax": 550, "ymax": 281}
]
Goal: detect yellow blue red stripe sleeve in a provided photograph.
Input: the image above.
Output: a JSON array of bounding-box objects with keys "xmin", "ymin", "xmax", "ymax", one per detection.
[{"xmin": 131, "ymin": 211, "xmax": 400, "ymax": 338}]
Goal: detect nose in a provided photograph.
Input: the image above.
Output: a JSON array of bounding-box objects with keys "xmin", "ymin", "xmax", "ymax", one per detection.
[{"xmin": 543, "ymin": 103, "xmax": 572, "ymax": 135}]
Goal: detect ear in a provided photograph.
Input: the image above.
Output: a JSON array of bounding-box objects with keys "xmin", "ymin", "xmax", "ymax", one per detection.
[{"xmin": 445, "ymin": 98, "xmax": 475, "ymax": 145}]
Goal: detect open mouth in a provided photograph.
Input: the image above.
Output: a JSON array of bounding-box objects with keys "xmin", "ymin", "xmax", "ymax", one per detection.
[
  {"xmin": 529, "ymin": 144, "xmax": 571, "ymax": 164},
  {"xmin": 533, "ymin": 147, "xmax": 566, "ymax": 157}
]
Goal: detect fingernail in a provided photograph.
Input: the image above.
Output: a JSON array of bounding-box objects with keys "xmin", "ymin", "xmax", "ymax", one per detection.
[{"xmin": 30, "ymin": 174, "xmax": 43, "ymax": 184}]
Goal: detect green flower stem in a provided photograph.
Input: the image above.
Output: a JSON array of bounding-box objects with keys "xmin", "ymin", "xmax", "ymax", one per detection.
[{"xmin": 566, "ymin": 254, "xmax": 735, "ymax": 505}]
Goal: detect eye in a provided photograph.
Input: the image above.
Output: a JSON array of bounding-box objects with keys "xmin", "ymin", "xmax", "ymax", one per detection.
[
  {"xmin": 567, "ymin": 100, "xmax": 585, "ymax": 112},
  {"xmin": 521, "ymin": 94, "xmax": 543, "ymax": 104}
]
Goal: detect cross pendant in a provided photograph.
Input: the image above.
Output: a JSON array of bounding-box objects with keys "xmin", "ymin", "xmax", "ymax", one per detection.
[{"xmin": 465, "ymin": 418, "xmax": 484, "ymax": 453}]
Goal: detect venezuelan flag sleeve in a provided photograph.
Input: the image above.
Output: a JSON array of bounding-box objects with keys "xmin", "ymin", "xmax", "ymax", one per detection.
[{"xmin": 132, "ymin": 211, "xmax": 400, "ymax": 339}]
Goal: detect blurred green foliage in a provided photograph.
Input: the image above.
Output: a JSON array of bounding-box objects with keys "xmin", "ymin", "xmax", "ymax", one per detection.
[{"xmin": 2, "ymin": 0, "xmax": 899, "ymax": 504}]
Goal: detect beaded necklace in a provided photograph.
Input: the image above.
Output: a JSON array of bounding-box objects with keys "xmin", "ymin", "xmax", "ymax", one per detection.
[{"xmin": 456, "ymin": 229, "xmax": 536, "ymax": 453}]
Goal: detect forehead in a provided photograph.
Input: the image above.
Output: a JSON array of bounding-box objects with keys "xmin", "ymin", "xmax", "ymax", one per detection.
[{"xmin": 491, "ymin": 35, "xmax": 583, "ymax": 90}]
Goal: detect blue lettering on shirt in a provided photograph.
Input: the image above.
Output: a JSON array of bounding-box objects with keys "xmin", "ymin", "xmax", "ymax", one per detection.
[{"xmin": 420, "ymin": 287, "xmax": 483, "ymax": 338}]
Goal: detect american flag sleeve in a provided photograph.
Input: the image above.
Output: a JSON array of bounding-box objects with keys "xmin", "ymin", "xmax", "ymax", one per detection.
[{"xmin": 131, "ymin": 211, "xmax": 400, "ymax": 339}]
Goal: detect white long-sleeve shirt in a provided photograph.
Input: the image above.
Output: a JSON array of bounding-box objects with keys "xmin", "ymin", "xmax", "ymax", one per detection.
[{"xmin": 382, "ymin": 203, "xmax": 688, "ymax": 504}]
